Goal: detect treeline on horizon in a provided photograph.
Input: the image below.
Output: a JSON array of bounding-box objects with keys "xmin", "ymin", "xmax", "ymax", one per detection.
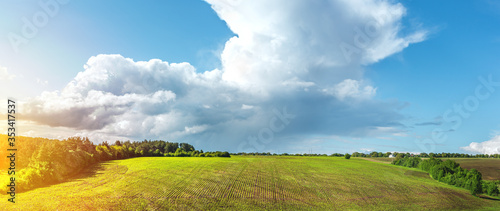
[
  {"xmin": 352, "ymin": 151, "xmax": 500, "ymax": 158},
  {"xmin": 233, "ymin": 151, "xmax": 500, "ymax": 158},
  {"xmin": 392, "ymin": 155, "xmax": 499, "ymax": 197},
  {"xmin": 0, "ymin": 135, "xmax": 229, "ymax": 193}
]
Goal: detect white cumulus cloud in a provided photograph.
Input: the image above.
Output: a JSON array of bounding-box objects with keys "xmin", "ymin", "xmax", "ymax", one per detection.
[
  {"xmin": 322, "ymin": 79, "xmax": 376, "ymax": 100},
  {"xmin": 207, "ymin": 0, "xmax": 426, "ymax": 92},
  {"xmin": 22, "ymin": 0, "xmax": 426, "ymax": 152},
  {"xmin": 461, "ymin": 135, "xmax": 500, "ymax": 154}
]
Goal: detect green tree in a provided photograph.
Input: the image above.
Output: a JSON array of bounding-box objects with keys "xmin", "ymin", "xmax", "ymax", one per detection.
[
  {"xmin": 344, "ymin": 153, "xmax": 351, "ymax": 159},
  {"xmin": 175, "ymin": 148, "xmax": 188, "ymax": 157},
  {"xmin": 153, "ymin": 149, "xmax": 162, "ymax": 156},
  {"xmin": 466, "ymin": 169, "xmax": 482, "ymax": 195},
  {"xmin": 482, "ymin": 181, "xmax": 500, "ymax": 196},
  {"xmin": 164, "ymin": 142, "xmax": 179, "ymax": 153},
  {"xmin": 180, "ymin": 143, "xmax": 195, "ymax": 152}
]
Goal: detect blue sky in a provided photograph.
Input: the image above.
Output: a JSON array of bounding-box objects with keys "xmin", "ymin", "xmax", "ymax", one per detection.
[{"xmin": 1, "ymin": 0, "xmax": 500, "ymax": 154}]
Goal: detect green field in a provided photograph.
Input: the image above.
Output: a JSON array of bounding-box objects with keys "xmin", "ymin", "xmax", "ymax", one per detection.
[{"xmin": 2, "ymin": 156, "xmax": 499, "ymax": 210}]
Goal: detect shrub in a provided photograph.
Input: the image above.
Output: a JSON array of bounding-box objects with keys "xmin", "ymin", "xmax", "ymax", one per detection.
[
  {"xmin": 393, "ymin": 156, "xmax": 421, "ymax": 168},
  {"xmin": 404, "ymin": 157, "xmax": 421, "ymax": 168},
  {"xmin": 344, "ymin": 153, "xmax": 351, "ymax": 159},
  {"xmin": 465, "ymin": 169, "xmax": 482, "ymax": 195},
  {"xmin": 174, "ymin": 148, "xmax": 188, "ymax": 157},
  {"xmin": 418, "ymin": 158, "xmax": 442, "ymax": 172},
  {"xmin": 482, "ymin": 181, "xmax": 500, "ymax": 196},
  {"xmin": 396, "ymin": 157, "xmax": 489, "ymax": 196},
  {"xmin": 221, "ymin": 151, "xmax": 231, "ymax": 157}
]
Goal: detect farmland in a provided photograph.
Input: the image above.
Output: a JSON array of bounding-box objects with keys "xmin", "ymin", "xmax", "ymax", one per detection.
[
  {"xmin": 365, "ymin": 157, "xmax": 500, "ymax": 181},
  {"xmin": 1, "ymin": 156, "xmax": 499, "ymax": 210},
  {"xmin": 443, "ymin": 158, "xmax": 500, "ymax": 181}
]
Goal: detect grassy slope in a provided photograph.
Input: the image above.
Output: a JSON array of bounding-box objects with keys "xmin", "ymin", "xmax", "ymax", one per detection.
[
  {"xmin": 1, "ymin": 156, "xmax": 499, "ymax": 210},
  {"xmin": 359, "ymin": 157, "xmax": 394, "ymax": 164}
]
